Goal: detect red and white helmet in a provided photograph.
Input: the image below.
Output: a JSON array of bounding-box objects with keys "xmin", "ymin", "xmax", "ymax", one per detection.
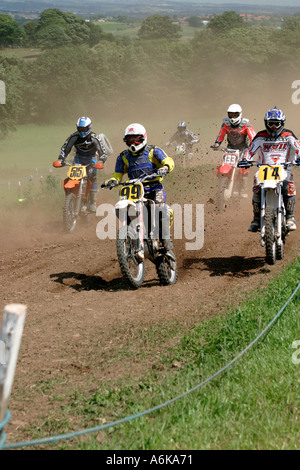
[
  {"xmin": 227, "ymin": 104, "xmax": 242, "ymax": 126},
  {"xmin": 123, "ymin": 123, "xmax": 147, "ymax": 154}
]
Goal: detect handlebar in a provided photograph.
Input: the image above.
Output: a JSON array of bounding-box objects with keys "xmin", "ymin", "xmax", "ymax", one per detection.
[
  {"xmin": 101, "ymin": 172, "xmax": 162, "ymax": 190},
  {"xmin": 53, "ymin": 161, "xmax": 103, "ymax": 169},
  {"xmin": 238, "ymin": 161, "xmax": 297, "ymax": 169},
  {"xmin": 211, "ymin": 146, "xmax": 240, "ymax": 153}
]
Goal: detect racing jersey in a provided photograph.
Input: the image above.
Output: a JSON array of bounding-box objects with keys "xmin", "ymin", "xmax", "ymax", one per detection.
[
  {"xmin": 112, "ymin": 145, "xmax": 174, "ymax": 187},
  {"xmin": 215, "ymin": 118, "xmax": 256, "ymax": 151},
  {"xmin": 244, "ymin": 129, "xmax": 300, "ymax": 165},
  {"xmin": 59, "ymin": 131, "xmax": 107, "ymax": 165},
  {"xmin": 167, "ymin": 129, "xmax": 199, "ymax": 147}
]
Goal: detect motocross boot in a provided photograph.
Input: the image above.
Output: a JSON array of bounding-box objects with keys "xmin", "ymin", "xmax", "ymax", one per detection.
[
  {"xmin": 240, "ymin": 175, "xmax": 248, "ymax": 199},
  {"xmin": 286, "ymin": 197, "xmax": 296, "ymax": 231},
  {"xmin": 89, "ymin": 190, "xmax": 97, "ymax": 212},
  {"xmin": 248, "ymin": 200, "xmax": 260, "ymax": 232}
]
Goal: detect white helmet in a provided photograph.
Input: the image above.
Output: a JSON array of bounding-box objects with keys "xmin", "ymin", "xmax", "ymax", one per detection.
[
  {"xmin": 123, "ymin": 123, "xmax": 147, "ymax": 154},
  {"xmin": 227, "ymin": 104, "xmax": 242, "ymax": 126}
]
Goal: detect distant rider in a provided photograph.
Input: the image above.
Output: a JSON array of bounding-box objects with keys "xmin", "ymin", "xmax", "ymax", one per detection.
[
  {"xmin": 166, "ymin": 121, "xmax": 199, "ymax": 158},
  {"xmin": 57, "ymin": 117, "xmax": 108, "ymax": 212},
  {"xmin": 102, "ymin": 123, "xmax": 175, "ymax": 253},
  {"xmin": 211, "ymin": 104, "xmax": 256, "ymax": 196},
  {"xmin": 238, "ymin": 107, "xmax": 300, "ymax": 232},
  {"xmin": 211, "ymin": 104, "xmax": 256, "ymax": 151}
]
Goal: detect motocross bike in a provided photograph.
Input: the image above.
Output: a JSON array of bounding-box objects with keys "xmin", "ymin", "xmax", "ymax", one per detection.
[
  {"xmin": 242, "ymin": 161, "xmax": 297, "ymax": 265},
  {"xmin": 213, "ymin": 147, "xmax": 248, "ymax": 212},
  {"xmin": 172, "ymin": 142, "xmax": 195, "ymax": 169},
  {"xmin": 102, "ymin": 173, "xmax": 177, "ymax": 289},
  {"xmin": 53, "ymin": 160, "xmax": 103, "ymax": 232}
]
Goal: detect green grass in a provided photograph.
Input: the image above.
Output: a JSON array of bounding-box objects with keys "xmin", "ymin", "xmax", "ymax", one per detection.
[
  {"xmin": 23, "ymin": 258, "xmax": 300, "ymax": 450},
  {"xmin": 100, "ymin": 21, "xmax": 140, "ymax": 40},
  {"xmin": 0, "ymin": 48, "xmax": 41, "ymax": 59}
]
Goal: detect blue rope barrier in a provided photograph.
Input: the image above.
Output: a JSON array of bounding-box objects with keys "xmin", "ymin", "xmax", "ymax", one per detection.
[
  {"xmin": 0, "ymin": 410, "xmax": 11, "ymax": 449},
  {"xmin": 2, "ymin": 283, "xmax": 299, "ymax": 450}
]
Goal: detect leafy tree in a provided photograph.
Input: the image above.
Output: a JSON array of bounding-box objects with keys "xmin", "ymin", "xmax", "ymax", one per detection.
[
  {"xmin": 187, "ymin": 16, "xmax": 202, "ymax": 28},
  {"xmin": 0, "ymin": 55, "xmax": 26, "ymax": 134},
  {"xmin": 23, "ymin": 21, "xmax": 38, "ymax": 47},
  {"xmin": 88, "ymin": 22, "xmax": 105, "ymax": 47},
  {"xmin": 207, "ymin": 11, "xmax": 246, "ymax": 34},
  {"xmin": 33, "ymin": 9, "xmax": 103, "ymax": 49},
  {"xmin": 35, "ymin": 24, "xmax": 71, "ymax": 49},
  {"xmin": 0, "ymin": 14, "xmax": 24, "ymax": 48},
  {"xmin": 137, "ymin": 15, "xmax": 182, "ymax": 41},
  {"xmin": 282, "ymin": 15, "xmax": 300, "ymax": 31}
]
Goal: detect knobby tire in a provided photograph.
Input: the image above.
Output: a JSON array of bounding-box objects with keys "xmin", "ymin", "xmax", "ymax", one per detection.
[{"xmin": 116, "ymin": 226, "xmax": 145, "ymax": 289}]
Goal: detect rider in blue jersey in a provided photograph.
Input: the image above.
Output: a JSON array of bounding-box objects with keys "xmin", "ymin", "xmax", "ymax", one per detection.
[{"xmin": 102, "ymin": 123, "xmax": 175, "ymax": 252}]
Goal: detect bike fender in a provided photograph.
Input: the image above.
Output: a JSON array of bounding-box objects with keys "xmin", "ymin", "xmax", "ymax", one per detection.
[
  {"xmin": 63, "ymin": 178, "xmax": 80, "ymax": 195},
  {"xmin": 64, "ymin": 179, "xmax": 79, "ymax": 189},
  {"xmin": 217, "ymin": 163, "xmax": 233, "ymax": 177},
  {"xmin": 115, "ymin": 200, "xmax": 135, "ymax": 210},
  {"xmin": 262, "ymin": 180, "xmax": 277, "ymax": 190}
]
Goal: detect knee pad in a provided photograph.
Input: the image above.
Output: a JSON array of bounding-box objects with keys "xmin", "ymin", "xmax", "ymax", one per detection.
[{"xmin": 286, "ymin": 197, "xmax": 296, "ymax": 214}]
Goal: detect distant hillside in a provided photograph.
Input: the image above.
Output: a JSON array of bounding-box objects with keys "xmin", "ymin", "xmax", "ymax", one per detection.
[{"xmin": 0, "ymin": 1, "xmax": 300, "ymax": 18}]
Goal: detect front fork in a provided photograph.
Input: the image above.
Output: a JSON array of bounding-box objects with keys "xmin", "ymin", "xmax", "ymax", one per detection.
[
  {"xmin": 119, "ymin": 201, "xmax": 145, "ymax": 254},
  {"xmin": 260, "ymin": 185, "xmax": 283, "ymax": 247},
  {"xmin": 74, "ymin": 179, "xmax": 83, "ymax": 216}
]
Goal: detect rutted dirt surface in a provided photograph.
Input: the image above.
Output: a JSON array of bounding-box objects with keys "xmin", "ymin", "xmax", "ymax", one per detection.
[{"xmin": 1, "ymin": 166, "xmax": 300, "ymax": 444}]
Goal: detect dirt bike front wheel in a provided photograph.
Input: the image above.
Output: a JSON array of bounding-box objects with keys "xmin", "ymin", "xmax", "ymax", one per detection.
[
  {"xmin": 276, "ymin": 214, "xmax": 286, "ymax": 261},
  {"xmin": 216, "ymin": 177, "xmax": 227, "ymax": 212},
  {"xmin": 63, "ymin": 192, "xmax": 77, "ymax": 233},
  {"xmin": 116, "ymin": 226, "xmax": 145, "ymax": 289},
  {"xmin": 265, "ymin": 206, "xmax": 276, "ymax": 265},
  {"xmin": 156, "ymin": 252, "xmax": 178, "ymax": 286}
]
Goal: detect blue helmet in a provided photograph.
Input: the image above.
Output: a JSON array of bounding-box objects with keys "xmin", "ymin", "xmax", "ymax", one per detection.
[
  {"xmin": 264, "ymin": 107, "xmax": 285, "ymax": 137},
  {"xmin": 76, "ymin": 116, "xmax": 92, "ymax": 138}
]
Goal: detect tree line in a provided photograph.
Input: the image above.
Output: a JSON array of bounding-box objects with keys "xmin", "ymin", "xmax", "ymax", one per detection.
[{"xmin": 1, "ymin": 10, "xmax": 300, "ymax": 133}]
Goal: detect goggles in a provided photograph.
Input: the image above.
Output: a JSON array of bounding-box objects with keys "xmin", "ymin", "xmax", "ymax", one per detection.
[
  {"xmin": 124, "ymin": 135, "xmax": 143, "ymax": 145},
  {"xmin": 78, "ymin": 126, "xmax": 90, "ymax": 133},
  {"xmin": 228, "ymin": 112, "xmax": 240, "ymax": 118},
  {"xmin": 267, "ymin": 121, "xmax": 281, "ymax": 129}
]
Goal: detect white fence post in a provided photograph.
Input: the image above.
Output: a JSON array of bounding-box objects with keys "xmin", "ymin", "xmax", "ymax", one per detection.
[{"xmin": 0, "ymin": 304, "xmax": 27, "ymax": 423}]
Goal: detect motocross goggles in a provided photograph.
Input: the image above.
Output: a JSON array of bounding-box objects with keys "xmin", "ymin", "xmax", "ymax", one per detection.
[
  {"xmin": 267, "ymin": 120, "xmax": 282, "ymax": 129},
  {"xmin": 228, "ymin": 112, "xmax": 240, "ymax": 118},
  {"xmin": 77, "ymin": 126, "xmax": 90, "ymax": 133},
  {"xmin": 124, "ymin": 135, "xmax": 144, "ymax": 145}
]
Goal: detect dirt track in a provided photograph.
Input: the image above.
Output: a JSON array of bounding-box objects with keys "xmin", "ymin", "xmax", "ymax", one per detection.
[{"xmin": 1, "ymin": 165, "xmax": 300, "ymax": 443}]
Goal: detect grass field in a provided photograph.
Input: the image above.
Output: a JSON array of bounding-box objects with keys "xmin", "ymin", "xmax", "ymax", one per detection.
[
  {"xmin": 99, "ymin": 21, "xmax": 201, "ymax": 42},
  {"xmin": 28, "ymin": 257, "xmax": 300, "ymax": 450}
]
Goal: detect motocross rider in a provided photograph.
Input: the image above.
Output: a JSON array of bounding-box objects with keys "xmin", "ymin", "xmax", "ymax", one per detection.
[
  {"xmin": 238, "ymin": 107, "xmax": 300, "ymax": 232},
  {"xmin": 57, "ymin": 117, "xmax": 108, "ymax": 212},
  {"xmin": 102, "ymin": 123, "xmax": 175, "ymax": 253},
  {"xmin": 166, "ymin": 121, "xmax": 199, "ymax": 157},
  {"xmin": 211, "ymin": 104, "xmax": 256, "ymax": 197}
]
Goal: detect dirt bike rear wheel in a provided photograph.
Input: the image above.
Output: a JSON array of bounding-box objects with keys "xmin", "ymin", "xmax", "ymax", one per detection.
[
  {"xmin": 265, "ymin": 206, "xmax": 276, "ymax": 265},
  {"xmin": 155, "ymin": 252, "xmax": 178, "ymax": 286},
  {"xmin": 116, "ymin": 226, "xmax": 145, "ymax": 289},
  {"xmin": 63, "ymin": 192, "xmax": 77, "ymax": 233}
]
